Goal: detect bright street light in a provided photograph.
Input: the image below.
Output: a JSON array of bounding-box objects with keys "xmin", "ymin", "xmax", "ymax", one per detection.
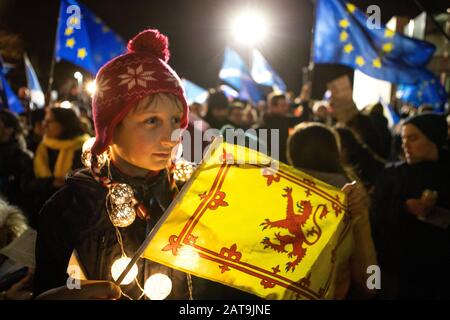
[{"xmin": 231, "ymin": 11, "xmax": 268, "ymax": 46}]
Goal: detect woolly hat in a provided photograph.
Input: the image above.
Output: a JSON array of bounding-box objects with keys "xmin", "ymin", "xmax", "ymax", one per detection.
[
  {"xmin": 404, "ymin": 112, "xmax": 448, "ymax": 148},
  {"xmin": 91, "ymin": 29, "xmax": 188, "ymax": 156}
]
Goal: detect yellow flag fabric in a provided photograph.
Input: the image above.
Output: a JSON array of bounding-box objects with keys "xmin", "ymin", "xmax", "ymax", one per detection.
[{"xmin": 143, "ymin": 141, "xmax": 352, "ymax": 300}]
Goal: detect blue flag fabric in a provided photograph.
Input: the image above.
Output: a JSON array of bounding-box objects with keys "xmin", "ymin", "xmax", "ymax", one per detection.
[
  {"xmin": 313, "ymin": 0, "xmax": 436, "ymax": 85},
  {"xmin": 181, "ymin": 79, "xmax": 208, "ymax": 105},
  {"xmin": 396, "ymin": 71, "xmax": 448, "ymax": 111},
  {"xmin": 24, "ymin": 54, "xmax": 45, "ymax": 108},
  {"xmin": 55, "ymin": 0, "xmax": 126, "ymax": 75},
  {"xmin": 219, "ymin": 47, "xmax": 264, "ymax": 103},
  {"xmin": 251, "ymin": 49, "xmax": 287, "ymax": 92},
  {"xmin": 220, "ymin": 84, "xmax": 239, "ymax": 99},
  {"xmin": 0, "ymin": 56, "xmax": 24, "ymax": 113}
]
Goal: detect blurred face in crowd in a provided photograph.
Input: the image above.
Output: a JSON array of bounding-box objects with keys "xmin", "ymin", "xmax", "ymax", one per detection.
[
  {"xmin": 229, "ymin": 108, "xmax": 243, "ymax": 126},
  {"xmin": 314, "ymin": 105, "xmax": 329, "ymax": 120},
  {"xmin": 112, "ymin": 93, "xmax": 183, "ymax": 175},
  {"xmin": 401, "ymin": 124, "xmax": 439, "ymax": 164},
  {"xmin": 211, "ymin": 106, "xmax": 228, "ymax": 122},
  {"xmin": 43, "ymin": 109, "xmax": 63, "ymax": 139},
  {"xmin": 189, "ymin": 102, "xmax": 207, "ymax": 118},
  {"xmin": 269, "ymin": 97, "xmax": 289, "ymax": 116}
]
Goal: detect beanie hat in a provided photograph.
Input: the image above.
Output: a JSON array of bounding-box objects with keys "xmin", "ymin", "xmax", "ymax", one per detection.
[
  {"xmin": 404, "ymin": 112, "xmax": 448, "ymax": 148},
  {"xmin": 91, "ymin": 29, "xmax": 189, "ymax": 156}
]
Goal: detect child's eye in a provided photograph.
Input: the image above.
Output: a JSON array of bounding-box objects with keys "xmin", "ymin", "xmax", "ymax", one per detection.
[
  {"xmin": 172, "ymin": 116, "xmax": 181, "ymax": 125},
  {"xmin": 145, "ymin": 117, "xmax": 159, "ymax": 125}
]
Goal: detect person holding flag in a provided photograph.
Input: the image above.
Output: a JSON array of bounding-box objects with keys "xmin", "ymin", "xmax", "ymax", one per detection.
[{"xmin": 34, "ymin": 29, "xmax": 207, "ymax": 300}]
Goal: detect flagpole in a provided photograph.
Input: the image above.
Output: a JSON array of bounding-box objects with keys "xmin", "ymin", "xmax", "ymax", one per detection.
[
  {"xmin": 306, "ymin": 0, "xmax": 317, "ymax": 92},
  {"xmin": 114, "ymin": 137, "xmax": 224, "ymax": 286},
  {"xmin": 46, "ymin": 1, "xmax": 62, "ymax": 107}
]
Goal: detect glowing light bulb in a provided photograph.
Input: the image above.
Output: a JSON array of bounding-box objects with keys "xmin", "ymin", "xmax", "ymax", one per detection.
[
  {"xmin": 81, "ymin": 137, "xmax": 96, "ymax": 167},
  {"xmin": 144, "ymin": 273, "xmax": 172, "ymax": 300},
  {"xmin": 109, "ymin": 204, "xmax": 136, "ymax": 227},
  {"xmin": 85, "ymin": 81, "xmax": 97, "ymax": 96},
  {"xmin": 111, "ymin": 256, "xmax": 138, "ymax": 285}
]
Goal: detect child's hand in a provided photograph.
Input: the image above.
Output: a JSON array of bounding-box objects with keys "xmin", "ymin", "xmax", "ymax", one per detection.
[{"xmin": 35, "ymin": 280, "xmax": 122, "ymax": 300}]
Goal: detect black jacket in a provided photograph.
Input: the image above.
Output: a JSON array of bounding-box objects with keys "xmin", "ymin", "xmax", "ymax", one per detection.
[
  {"xmin": 34, "ymin": 166, "xmax": 191, "ymax": 299},
  {"xmin": 0, "ymin": 140, "xmax": 33, "ymax": 211},
  {"xmin": 34, "ymin": 166, "xmax": 256, "ymax": 300},
  {"xmin": 371, "ymin": 151, "xmax": 450, "ymax": 299}
]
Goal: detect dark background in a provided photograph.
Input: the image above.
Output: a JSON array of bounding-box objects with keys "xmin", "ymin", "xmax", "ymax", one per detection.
[{"xmin": 1, "ymin": 0, "xmax": 449, "ymax": 99}]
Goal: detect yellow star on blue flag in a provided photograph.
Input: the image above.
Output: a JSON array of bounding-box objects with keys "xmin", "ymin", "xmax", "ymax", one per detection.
[
  {"xmin": 313, "ymin": 0, "xmax": 436, "ymax": 85},
  {"xmin": 55, "ymin": 0, "xmax": 125, "ymax": 74}
]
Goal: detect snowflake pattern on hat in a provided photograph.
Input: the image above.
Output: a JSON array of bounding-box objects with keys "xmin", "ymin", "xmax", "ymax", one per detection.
[{"xmin": 117, "ymin": 65, "xmax": 156, "ymax": 90}]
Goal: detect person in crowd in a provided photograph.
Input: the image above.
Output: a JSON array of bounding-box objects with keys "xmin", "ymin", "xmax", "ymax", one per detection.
[
  {"xmin": 0, "ymin": 197, "xmax": 33, "ymax": 300},
  {"xmin": 0, "ymin": 110, "xmax": 34, "ymax": 217},
  {"xmin": 257, "ymin": 92, "xmax": 291, "ymax": 163},
  {"xmin": 26, "ymin": 107, "xmax": 89, "ymax": 225},
  {"xmin": 34, "ymin": 29, "xmax": 251, "ymax": 300},
  {"xmin": 364, "ymin": 103, "xmax": 392, "ymax": 160},
  {"xmin": 203, "ymin": 89, "xmax": 229, "ymax": 130},
  {"xmin": 371, "ymin": 112, "xmax": 450, "ymax": 299},
  {"xmin": 287, "ymin": 122, "xmax": 378, "ymax": 299},
  {"xmin": 336, "ymin": 127, "xmax": 385, "ymax": 193},
  {"xmin": 26, "ymin": 109, "xmax": 46, "ymax": 154},
  {"xmin": 347, "ymin": 113, "xmax": 388, "ymax": 160}
]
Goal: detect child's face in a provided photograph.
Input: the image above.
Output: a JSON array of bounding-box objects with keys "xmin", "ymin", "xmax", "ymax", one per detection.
[{"xmin": 112, "ymin": 93, "xmax": 183, "ymax": 172}]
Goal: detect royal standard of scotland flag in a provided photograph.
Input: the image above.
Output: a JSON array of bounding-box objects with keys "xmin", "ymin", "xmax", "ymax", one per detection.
[
  {"xmin": 0, "ymin": 56, "xmax": 24, "ymax": 113},
  {"xmin": 396, "ymin": 71, "xmax": 448, "ymax": 111},
  {"xmin": 251, "ymin": 49, "xmax": 287, "ymax": 92},
  {"xmin": 219, "ymin": 47, "xmax": 264, "ymax": 103},
  {"xmin": 313, "ymin": 0, "xmax": 436, "ymax": 85},
  {"xmin": 55, "ymin": 0, "xmax": 126, "ymax": 75},
  {"xmin": 24, "ymin": 54, "xmax": 45, "ymax": 108}
]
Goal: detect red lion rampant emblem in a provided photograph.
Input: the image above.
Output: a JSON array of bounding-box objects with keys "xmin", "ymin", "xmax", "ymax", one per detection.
[{"xmin": 260, "ymin": 187, "xmax": 329, "ymax": 272}]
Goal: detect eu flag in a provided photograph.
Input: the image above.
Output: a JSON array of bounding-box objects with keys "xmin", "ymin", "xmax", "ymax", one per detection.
[
  {"xmin": 219, "ymin": 47, "xmax": 264, "ymax": 103},
  {"xmin": 313, "ymin": 0, "xmax": 436, "ymax": 85},
  {"xmin": 396, "ymin": 71, "xmax": 448, "ymax": 111},
  {"xmin": 0, "ymin": 56, "xmax": 24, "ymax": 113},
  {"xmin": 55, "ymin": 0, "xmax": 126, "ymax": 75}
]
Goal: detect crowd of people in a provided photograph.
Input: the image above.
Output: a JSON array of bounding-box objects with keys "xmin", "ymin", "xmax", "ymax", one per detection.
[{"xmin": 0, "ymin": 28, "xmax": 449, "ymax": 300}]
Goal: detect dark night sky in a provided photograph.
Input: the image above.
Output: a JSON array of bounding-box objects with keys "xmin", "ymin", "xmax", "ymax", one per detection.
[{"xmin": 1, "ymin": 0, "xmax": 449, "ymax": 98}]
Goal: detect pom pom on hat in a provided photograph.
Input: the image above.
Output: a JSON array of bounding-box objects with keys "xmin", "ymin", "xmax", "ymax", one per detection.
[{"xmin": 127, "ymin": 29, "xmax": 170, "ymax": 62}]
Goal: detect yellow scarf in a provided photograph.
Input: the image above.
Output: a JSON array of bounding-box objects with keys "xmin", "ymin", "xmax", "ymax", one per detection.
[{"xmin": 34, "ymin": 134, "xmax": 90, "ymax": 179}]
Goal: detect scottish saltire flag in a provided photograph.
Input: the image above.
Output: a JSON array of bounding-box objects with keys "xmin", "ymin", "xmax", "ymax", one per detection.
[
  {"xmin": 251, "ymin": 49, "xmax": 287, "ymax": 92},
  {"xmin": 396, "ymin": 71, "xmax": 448, "ymax": 111},
  {"xmin": 379, "ymin": 99, "xmax": 400, "ymax": 128},
  {"xmin": 219, "ymin": 47, "xmax": 264, "ymax": 103},
  {"xmin": 24, "ymin": 54, "xmax": 45, "ymax": 108},
  {"xmin": 313, "ymin": 0, "xmax": 436, "ymax": 85},
  {"xmin": 143, "ymin": 140, "xmax": 352, "ymax": 299},
  {"xmin": 0, "ymin": 56, "xmax": 24, "ymax": 113},
  {"xmin": 220, "ymin": 84, "xmax": 239, "ymax": 99},
  {"xmin": 181, "ymin": 79, "xmax": 208, "ymax": 105},
  {"xmin": 55, "ymin": 0, "xmax": 126, "ymax": 75}
]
